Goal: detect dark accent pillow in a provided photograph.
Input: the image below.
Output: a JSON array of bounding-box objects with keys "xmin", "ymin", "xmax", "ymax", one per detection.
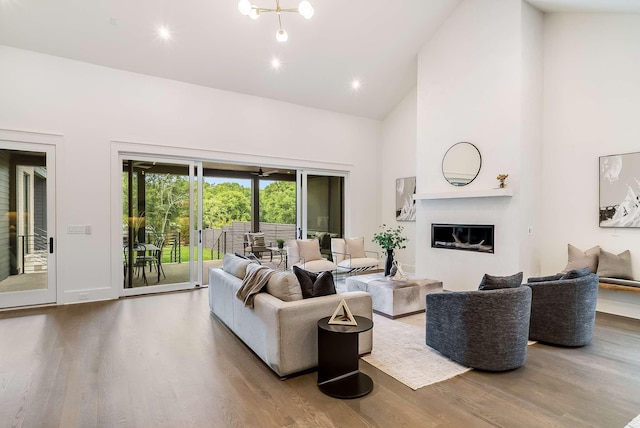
[
  {"xmin": 479, "ymin": 272, "xmax": 523, "ymax": 290},
  {"xmin": 560, "ymin": 267, "xmax": 590, "ymax": 280},
  {"xmin": 246, "ymin": 253, "xmax": 262, "ymax": 265},
  {"xmin": 527, "ymin": 273, "xmax": 564, "ymax": 283},
  {"xmin": 292, "ymin": 266, "xmax": 336, "ymax": 299}
]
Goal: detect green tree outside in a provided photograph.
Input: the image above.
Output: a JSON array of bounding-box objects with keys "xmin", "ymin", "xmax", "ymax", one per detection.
[
  {"xmin": 203, "ymin": 182, "xmax": 252, "ymax": 228},
  {"xmin": 260, "ymin": 181, "xmax": 296, "ymax": 224},
  {"xmin": 123, "ymin": 171, "xmax": 297, "ymax": 251}
]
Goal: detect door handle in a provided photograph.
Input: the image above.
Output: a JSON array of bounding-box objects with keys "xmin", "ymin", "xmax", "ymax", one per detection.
[{"xmin": 49, "ymin": 237, "xmax": 54, "ymax": 254}]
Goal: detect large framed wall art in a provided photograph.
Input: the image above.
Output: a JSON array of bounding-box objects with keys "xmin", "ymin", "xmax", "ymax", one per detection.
[
  {"xmin": 600, "ymin": 151, "xmax": 640, "ymax": 227},
  {"xmin": 396, "ymin": 176, "xmax": 416, "ymax": 221}
]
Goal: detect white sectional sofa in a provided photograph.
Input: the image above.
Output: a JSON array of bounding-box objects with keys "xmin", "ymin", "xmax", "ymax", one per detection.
[{"xmin": 208, "ymin": 254, "xmax": 373, "ymax": 377}]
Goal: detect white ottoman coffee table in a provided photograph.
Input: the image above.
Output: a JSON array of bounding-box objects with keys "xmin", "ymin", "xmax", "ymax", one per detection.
[{"xmin": 345, "ymin": 273, "xmax": 443, "ymax": 319}]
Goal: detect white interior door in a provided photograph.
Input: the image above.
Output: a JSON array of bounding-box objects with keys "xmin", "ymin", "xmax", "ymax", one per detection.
[{"xmin": 0, "ymin": 138, "xmax": 57, "ymax": 309}]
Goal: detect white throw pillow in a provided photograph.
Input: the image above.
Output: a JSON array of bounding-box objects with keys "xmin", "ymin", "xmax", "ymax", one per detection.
[
  {"xmin": 266, "ymin": 271, "xmax": 303, "ymax": 301},
  {"xmin": 345, "ymin": 237, "xmax": 366, "ymax": 259},
  {"xmin": 222, "ymin": 253, "xmax": 254, "ymax": 279},
  {"xmin": 297, "ymin": 239, "xmax": 323, "ymax": 262}
]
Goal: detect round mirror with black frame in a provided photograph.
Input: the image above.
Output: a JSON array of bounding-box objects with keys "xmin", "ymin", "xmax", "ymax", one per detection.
[{"xmin": 442, "ymin": 142, "xmax": 482, "ymax": 186}]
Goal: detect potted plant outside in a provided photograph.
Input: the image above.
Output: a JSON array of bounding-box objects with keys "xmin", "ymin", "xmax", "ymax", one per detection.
[{"xmin": 276, "ymin": 239, "xmax": 285, "ymax": 249}]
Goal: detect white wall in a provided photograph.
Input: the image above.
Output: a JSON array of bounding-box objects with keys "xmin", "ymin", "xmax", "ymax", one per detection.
[
  {"xmin": 380, "ymin": 88, "xmax": 417, "ymax": 272},
  {"xmin": 519, "ymin": 1, "xmax": 544, "ymax": 278},
  {"xmin": 0, "ymin": 45, "xmax": 381, "ymax": 304},
  {"xmin": 541, "ymin": 13, "xmax": 640, "ymax": 318},
  {"xmin": 415, "ymin": 0, "xmax": 542, "ymax": 290}
]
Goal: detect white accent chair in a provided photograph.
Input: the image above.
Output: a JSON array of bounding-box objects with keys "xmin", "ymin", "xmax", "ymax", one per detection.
[
  {"xmin": 331, "ymin": 237, "xmax": 379, "ymax": 274},
  {"xmin": 286, "ymin": 239, "xmax": 337, "ymax": 273}
]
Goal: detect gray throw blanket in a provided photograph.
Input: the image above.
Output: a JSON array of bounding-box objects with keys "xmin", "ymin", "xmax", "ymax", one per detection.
[{"xmin": 236, "ymin": 264, "xmax": 275, "ymax": 308}]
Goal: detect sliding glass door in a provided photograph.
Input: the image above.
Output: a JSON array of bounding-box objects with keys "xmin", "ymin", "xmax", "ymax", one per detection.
[
  {"xmin": 121, "ymin": 156, "xmax": 201, "ymax": 294},
  {"xmin": 298, "ymin": 170, "xmax": 345, "ymax": 260},
  {"xmin": 118, "ymin": 160, "xmax": 345, "ymax": 291},
  {"xmin": 0, "ymin": 141, "xmax": 56, "ymax": 309}
]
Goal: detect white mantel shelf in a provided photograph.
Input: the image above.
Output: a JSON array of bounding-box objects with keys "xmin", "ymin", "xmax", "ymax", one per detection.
[{"xmin": 414, "ymin": 188, "xmax": 514, "ymax": 200}]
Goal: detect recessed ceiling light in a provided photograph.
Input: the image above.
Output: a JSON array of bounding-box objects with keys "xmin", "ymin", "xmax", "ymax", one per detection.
[
  {"xmin": 157, "ymin": 25, "xmax": 172, "ymax": 41},
  {"xmin": 270, "ymin": 57, "xmax": 282, "ymax": 70},
  {"xmin": 351, "ymin": 79, "xmax": 361, "ymax": 91}
]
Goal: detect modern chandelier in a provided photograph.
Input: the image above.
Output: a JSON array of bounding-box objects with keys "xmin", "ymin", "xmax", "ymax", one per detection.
[{"xmin": 237, "ymin": 0, "xmax": 314, "ymax": 42}]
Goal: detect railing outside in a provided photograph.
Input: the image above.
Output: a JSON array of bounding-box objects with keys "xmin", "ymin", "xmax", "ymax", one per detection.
[
  {"xmin": 18, "ymin": 233, "xmax": 48, "ymax": 274},
  {"xmin": 204, "ymin": 222, "xmax": 297, "ymax": 259},
  {"xmin": 137, "ymin": 224, "xmax": 296, "ymax": 262}
]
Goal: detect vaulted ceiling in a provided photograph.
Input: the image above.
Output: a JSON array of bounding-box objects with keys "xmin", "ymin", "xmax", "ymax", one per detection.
[{"xmin": 1, "ymin": 0, "xmax": 639, "ymax": 120}]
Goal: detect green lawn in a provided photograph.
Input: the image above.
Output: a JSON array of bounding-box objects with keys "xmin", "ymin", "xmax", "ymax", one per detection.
[{"xmin": 160, "ymin": 246, "xmax": 220, "ymax": 264}]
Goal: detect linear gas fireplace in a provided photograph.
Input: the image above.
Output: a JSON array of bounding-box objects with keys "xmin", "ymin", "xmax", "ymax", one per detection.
[{"xmin": 431, "ymin": 224, "xmax": 494, "ymax": 253}]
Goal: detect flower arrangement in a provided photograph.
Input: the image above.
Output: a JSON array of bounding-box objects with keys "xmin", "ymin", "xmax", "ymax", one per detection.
[{"xmin": 372, "ymin": 224, "xmax": 408, "ymax": 253}]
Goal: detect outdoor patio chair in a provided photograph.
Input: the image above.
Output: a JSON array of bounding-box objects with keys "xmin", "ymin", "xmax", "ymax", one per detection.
[
  {"xmin": 243, "ymin": 232, "xmax": 272, "ymax": 260},
  {"xmin": 139, "ymin": 236, "xmax": 166, "ymax": 282}
]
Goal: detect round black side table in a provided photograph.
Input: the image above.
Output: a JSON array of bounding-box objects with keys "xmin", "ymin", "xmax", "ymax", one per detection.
[{"xmin": 317, "ymin": 315, "xmax": 374, "ymax": 399}]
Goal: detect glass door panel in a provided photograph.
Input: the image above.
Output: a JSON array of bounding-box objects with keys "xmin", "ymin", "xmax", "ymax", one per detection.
[
  {"xmin": 259, "ymin": 178, "xmax": 297, "ymax": 246},
  {"xmin": 298, "ymin": 171, "xmax": 345, "ymax": 260},
  {"xmin": 0, "ymin": 143, "xmax": 56, "ymax": 309},
  {"xmin": 122, "ymin": 158, "xmax": 195, "ymax": 292}
]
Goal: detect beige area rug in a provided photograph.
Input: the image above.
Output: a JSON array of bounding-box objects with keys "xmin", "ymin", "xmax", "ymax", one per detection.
[
  {"xmin": 361, "ymin": 313, "xmax": 471, "ymax": 390},
  {"xmin": 626, "ymin": 415, "xmax": 640, "ymax": 428},
  {"xmin": 361, "ymin": 312, "xmax": 536, "ymax": 391}
]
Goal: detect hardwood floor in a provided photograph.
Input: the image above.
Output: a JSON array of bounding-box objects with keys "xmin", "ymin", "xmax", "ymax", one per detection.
[{"xmin": 1, "ymin": 289, "xmax": 639, "ymax": 427}]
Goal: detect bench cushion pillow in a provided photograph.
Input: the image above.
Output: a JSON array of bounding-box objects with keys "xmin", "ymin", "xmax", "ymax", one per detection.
[
  {"xmin": 563, "ymin": 244, "xmax": 599, "ymax": 273},
  {"xmin": 597, "ymin": 249, "xmax": 632, "ymax": 280}
]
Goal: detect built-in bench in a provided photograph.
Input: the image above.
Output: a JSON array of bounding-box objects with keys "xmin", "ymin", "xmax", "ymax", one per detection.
[{"xmin": 599, "ymin": 277, "xmax": 640, "ymax": 294}]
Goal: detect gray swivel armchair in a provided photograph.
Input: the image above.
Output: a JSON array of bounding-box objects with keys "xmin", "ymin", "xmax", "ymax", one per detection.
[
  {"xmin": 426, "ymin": 286, "xmax": 532, "ymax": 371},
  {"xmin": 526, "ymin": 273, "xmax": 599, "ymax": 346}
]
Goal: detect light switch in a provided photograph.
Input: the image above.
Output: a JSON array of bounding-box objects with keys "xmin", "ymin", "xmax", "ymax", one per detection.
[{"xmin": 67, "ymin": 225, "xmax": 91, "ymax": 234}]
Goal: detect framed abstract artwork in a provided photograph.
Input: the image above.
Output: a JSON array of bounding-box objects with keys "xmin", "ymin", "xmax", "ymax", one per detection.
[
  {"xmin": 599, "ymin": 152, "xmax": 640, "ymax": 227},
  {"xmin": 396, "ymin": 177, "xmax": 416, "ymax": 221}
]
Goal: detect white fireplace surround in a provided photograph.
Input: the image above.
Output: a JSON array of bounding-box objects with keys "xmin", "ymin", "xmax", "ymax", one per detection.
[{"xmin": 414, "ymin": 188, "xmax": 513, "ymax": 200}]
